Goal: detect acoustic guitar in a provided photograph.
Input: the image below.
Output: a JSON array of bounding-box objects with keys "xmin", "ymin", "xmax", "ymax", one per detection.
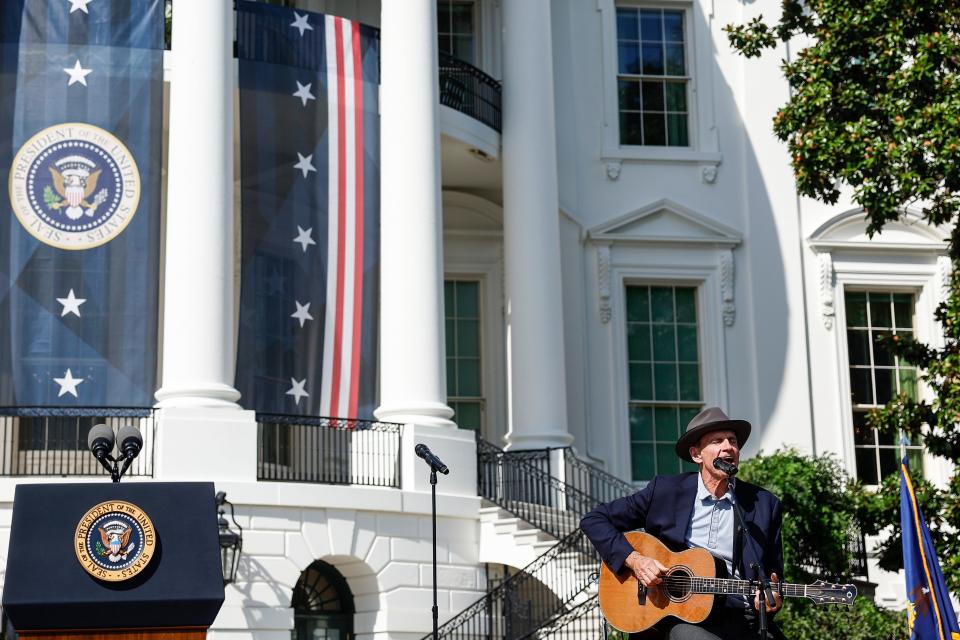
[{"xmin": 599, "ymin": 531, "xmax": 858, "ymax": 633}]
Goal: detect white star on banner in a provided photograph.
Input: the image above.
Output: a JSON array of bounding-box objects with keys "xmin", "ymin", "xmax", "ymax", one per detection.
[
  {"xmin": 54, "ymin": 369, "xmax": 84, "ymax": 398},
  {"xmin": 286, "ymin": 377, "xmax": 309, "ymax": 405},
  {"xmin": 291, "ymin": 301, "xmax": 314, "ymax": 328},
  {"xmin": 292, "ymin": 81, "xmax": 316, "ymax": 107},
  {"xmin": 293, "ymin": 226, "xmax": 316, "ymax": 252},
  {"xmin": 64, "ymin": 59, "xmax": 92, "ymax": 86},
  {"xmin": 290, "ymin": 12, "xmax": 314, "ymax": 37},
  {"xmin": 67, "ymin": 0, "xmax": 94, "ymax": 13},
  {"xmin": 56, "ymin": 289, "xmax": 86, "ymax": 317},
  {"xmin": 294, "ymin": 152, "xmax": 316, "ymax": 178}
]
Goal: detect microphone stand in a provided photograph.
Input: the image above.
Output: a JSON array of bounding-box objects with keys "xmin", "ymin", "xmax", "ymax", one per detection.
[
  {"xmin": 730, "ymin": 484, "xmax": 776, "ymax": 639},
  {"xmin": 429, "ymin": 466, "xmax": 439, "ymax": 640}
]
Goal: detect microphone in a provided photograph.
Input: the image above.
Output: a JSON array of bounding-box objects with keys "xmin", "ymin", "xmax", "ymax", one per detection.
[
  {"xmin": 415, "ymin": 443, "xmax": 450, "ymax": 474},
  {"xmin": 713, "ymin": 457, "xmax": 739, "ymax": 477},
  {"xmin": 87, "ymin": 423, "xmax": 115, "ymax": 460},
  {"xmin": 117, "ymin": 425, "xmax": 143, "ymax": 460}
]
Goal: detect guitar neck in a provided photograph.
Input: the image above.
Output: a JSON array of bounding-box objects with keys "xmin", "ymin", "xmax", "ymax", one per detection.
[{"xmin": 682, "ymin": 577, "xmax": 806, "ymax": 598}]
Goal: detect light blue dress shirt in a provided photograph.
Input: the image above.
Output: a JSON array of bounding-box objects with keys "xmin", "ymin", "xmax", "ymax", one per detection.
[{"xmin": 685, "ymin": 473, "xmax": 736, "ymax": 577}]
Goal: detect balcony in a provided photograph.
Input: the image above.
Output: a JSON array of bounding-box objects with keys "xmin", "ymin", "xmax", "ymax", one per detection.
[
  {"xmin": 439, "ymin": 52, "xmax": 502, "ymax": 134},
  {"xmin": 0, "ymin": 407, "xmax": 155, "ymax": 477},
  {"xmin": 256, "ymin": 414, "xmax": 402, "ymax": 488}
]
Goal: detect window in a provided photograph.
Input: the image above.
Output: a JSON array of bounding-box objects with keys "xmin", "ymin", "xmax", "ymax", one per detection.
[
  {"xmin": 437, "ymin": 0, "xmax": 476, "ymax": 64},
  {"xmin": 293, "ymin": 560, "xmax": 354, "ymax": 640},
  {"xmin": 615, "ymin": 6, "xmax": 689, "ymax": 146},
  {"xmin": 626, "ymin": 285, "xmax": 701, "ymax": 481},
  {"xmin": 845, "ymin": 291, "xmax": 924, "ymax": 484},
  {"xmin": 445, "ymin": 280, "xmax": 483, "ymax": 431}
]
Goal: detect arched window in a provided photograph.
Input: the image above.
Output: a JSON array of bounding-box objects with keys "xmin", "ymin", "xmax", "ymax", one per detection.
[{"xmin": 292, "ymin": 560, "xmax": 354, "ymax": 640}]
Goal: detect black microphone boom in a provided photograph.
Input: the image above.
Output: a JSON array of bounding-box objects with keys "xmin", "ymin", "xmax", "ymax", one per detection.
[
  {"xmin": 415, "ymin": 443, "xmax": 450, "ymax": 474},
  {"xmin": 713, "ymin": 457, "xmax": 739, "ymax": 477}
]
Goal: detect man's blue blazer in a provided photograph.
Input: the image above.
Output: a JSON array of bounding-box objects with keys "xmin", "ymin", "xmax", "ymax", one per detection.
[{"xmin": 580, "ymin": 472, "xmax": 784, "ymax": 581}]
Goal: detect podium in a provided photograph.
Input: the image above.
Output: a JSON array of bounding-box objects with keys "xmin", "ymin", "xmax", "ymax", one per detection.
[{"xmin": 2, "ymin": 483, "xmax": 226, "ymax": 639}]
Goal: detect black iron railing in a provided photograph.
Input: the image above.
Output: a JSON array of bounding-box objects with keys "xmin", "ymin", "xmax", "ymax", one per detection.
[
  {"xmin": 0, "ymin": 407, "xmax": 155, "ymax": 477},
  {"xmin": 430, "ymin": 529, "xmax": 599, "ymax": 640},
  {"xmin": 478, "ymin": 439, "xmax": 605, "ymax": 539},
  {"xmin": 256, "ymin": 414, "xmax": 401, "ymax": 488},
  {"xmin": 439, "ymin": 52, "xmax": 502, "ymax": 133},
  {"xmin": 478, "ymin": 439, "xmax": 636, "ymax": 540},
  {"xmin": 562, "ymin": 448, "xmax": 635, "ymax": 506},
  {"xmin": 518, "ymin": 594, "xmax": 606, "ymax": 640}
]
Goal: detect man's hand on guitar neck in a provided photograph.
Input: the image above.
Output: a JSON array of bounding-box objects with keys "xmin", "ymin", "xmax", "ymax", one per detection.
[
  {"xmin": 624, "ymin": 551, "xmax": 667, "ymax": 587},
  {"xmin": 753, "ymin": 572, "xmax": 783, "ymax": 614}
]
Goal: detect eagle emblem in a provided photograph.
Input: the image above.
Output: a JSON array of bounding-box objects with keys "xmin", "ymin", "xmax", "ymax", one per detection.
[
  {"xmin": 96, "ymin": 521, "xmax": 135, "ymax": 562},
  {"xmin": 10, "ymin": 122, "xmax": 141, "ymax": 250},
  {"xmin": 75, "ymin": 500, "xmax": 155, "ymax": 582},
  {"xmin": 44, "ymin": 155, "xmax": 107, "ymax": 221}
]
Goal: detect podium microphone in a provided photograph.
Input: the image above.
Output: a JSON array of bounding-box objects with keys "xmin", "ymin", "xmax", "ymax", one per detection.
[
  {"xmin": 713, "ymin": 457, "xmax": 739, "ymax": 477},
  {"xmin": 415, "ymin": 443, "xmax": 450, "ymax": 474},
  {"xmin": 88, "ymin": 423, "xmax": 115, "ymax": 460}
]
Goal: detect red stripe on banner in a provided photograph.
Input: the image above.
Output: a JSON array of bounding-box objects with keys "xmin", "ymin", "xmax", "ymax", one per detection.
[
  {"xmin": 348, "ymin": 22, "xmax": 365, "ymax": 417},
  {"xmin": 330, "ymin": 17, "xmax": 348, "ymax": 418}
]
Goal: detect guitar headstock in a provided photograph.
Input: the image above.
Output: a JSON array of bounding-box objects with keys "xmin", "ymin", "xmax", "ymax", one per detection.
[{"xmin": 806, "ymin": 580, "xmax": 858, "ymax": 605}]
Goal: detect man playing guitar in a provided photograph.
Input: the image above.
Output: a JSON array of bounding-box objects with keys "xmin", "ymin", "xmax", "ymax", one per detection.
[{"xmin": 581, "ymin": 407, "xmax": 787, "ymax": 639}]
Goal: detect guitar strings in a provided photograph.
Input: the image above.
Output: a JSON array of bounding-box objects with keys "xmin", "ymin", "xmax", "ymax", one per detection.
[{"xmin": 656, "ymin": 575, "xmax": 805, "ymax": 596}]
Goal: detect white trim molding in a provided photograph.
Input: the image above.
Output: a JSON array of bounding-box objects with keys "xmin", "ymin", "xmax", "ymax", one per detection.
[
  {"xmin": 719, "ymin": 249, "xmax": 734, "ymax": 326},
  {"xmin": 596, "ymin": 0, "xmax": 722, "ymax": 169},
  {"xmin": 588, "ymin": 198, "xmax": 742, "ymax": 328},
  {"xmin": 938, "ymin": 254, "xmax": 952, "ymax": 307},
  {"xmin": 807, "ymin": 207, "xmax": 949, "ymax": 481},
  {"xmin": 586, "ymin": 199, "xmax": 742, "ymax": 480},
  {"xmin": 816, "ymin": 250, "xmax": 835, "ymax": 330},
  {"xmin": 807, "ymin": 207, "xmax": 949, "ymax": 331},
  {"xmin": 597, "ymin": 244, "xmax": 613, "ymax": 323}
]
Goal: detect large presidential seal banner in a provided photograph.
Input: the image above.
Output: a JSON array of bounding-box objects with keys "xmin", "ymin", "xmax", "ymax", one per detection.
[{"xmin": 0, "ymin": 0, "xmax": 163, "ymax": 407}]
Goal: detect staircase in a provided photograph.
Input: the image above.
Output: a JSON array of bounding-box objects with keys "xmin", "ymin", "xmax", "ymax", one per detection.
[{"xmin": 424, "ymin": 438, "xmax": 635, "ymax": 640}]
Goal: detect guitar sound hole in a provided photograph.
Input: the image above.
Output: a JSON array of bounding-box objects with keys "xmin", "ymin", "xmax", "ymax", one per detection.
[{"xmin": 665, "ymin": 566, "xmax": 693, "ymax": 602}]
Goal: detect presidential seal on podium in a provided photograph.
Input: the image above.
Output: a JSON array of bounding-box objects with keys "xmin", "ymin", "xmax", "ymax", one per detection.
[{"xmin": 74, "ymin": 500, "xmax": 156, "ymax": 582}]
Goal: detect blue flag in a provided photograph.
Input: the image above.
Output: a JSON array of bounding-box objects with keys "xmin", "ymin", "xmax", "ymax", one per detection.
[
  {"xmin": 235, "ymin": 2, "xmax": 380, "ymax": 419},
  {"xmin": 900, "ymin": 456, "xmax": 960, "ymax": 640},
  {"xmin": 0, "ymin": 0, "xmax": 164, "ymax": 407}
]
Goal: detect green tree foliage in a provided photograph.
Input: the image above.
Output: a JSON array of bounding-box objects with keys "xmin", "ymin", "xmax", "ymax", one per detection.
[
  {"xmin": 725, "ymin": 0, "xmax": 960, "ymax": 594},
  {"xmin": 739, "ymin": 449, "xmax": 858, "ymax": 580},
  {"xmin": 739, "ymin": 450, "xmax": 907, "ymax": 640}
]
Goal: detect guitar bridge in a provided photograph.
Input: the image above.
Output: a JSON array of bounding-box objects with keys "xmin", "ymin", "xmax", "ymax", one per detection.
[{"xmin": 637, "ymin": 581, "xmax": 647, "ymax": 605}]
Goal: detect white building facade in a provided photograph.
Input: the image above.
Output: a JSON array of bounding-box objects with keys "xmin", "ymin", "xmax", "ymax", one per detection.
[{"xmin": 0, "ymin": 0, "xmax": 946, "ymax": 637}]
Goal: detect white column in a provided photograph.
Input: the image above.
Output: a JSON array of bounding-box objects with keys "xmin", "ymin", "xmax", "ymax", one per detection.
[
  {"xmin": 375, "ymin": 0, "xmax": 454, "ymax": 427},
  {"xmin": 155, "ymin": 1, "xmax": 240, "ymax": 408},
  {"xmin": 501, "ymin": 0, "xmax": 572, "ymax": 450}
]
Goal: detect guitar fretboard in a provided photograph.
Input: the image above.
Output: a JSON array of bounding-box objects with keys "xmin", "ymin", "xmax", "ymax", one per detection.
[{"xmin": 663, "ymin": 576, "xmax": 806, "ymax": 597}]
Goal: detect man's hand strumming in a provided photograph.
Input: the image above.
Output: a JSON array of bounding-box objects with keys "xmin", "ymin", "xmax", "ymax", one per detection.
[{"xmin": 624, "ymin": 551, "xmax": 667, "ymax": 587}]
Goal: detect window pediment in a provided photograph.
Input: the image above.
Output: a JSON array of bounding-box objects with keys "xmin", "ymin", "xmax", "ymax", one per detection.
[
  {"xmin": 588, "ymin": 198, "xmax": 741, "ymax": 247},
  {"xmin": 808, "ymin": 208, "xmax": 948, "ymax": 252}
]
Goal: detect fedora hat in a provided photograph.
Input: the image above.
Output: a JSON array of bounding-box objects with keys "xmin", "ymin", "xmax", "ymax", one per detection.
[{"xmin": 675, "ymin": 407, "xmax": 751, "ymax": 462}]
